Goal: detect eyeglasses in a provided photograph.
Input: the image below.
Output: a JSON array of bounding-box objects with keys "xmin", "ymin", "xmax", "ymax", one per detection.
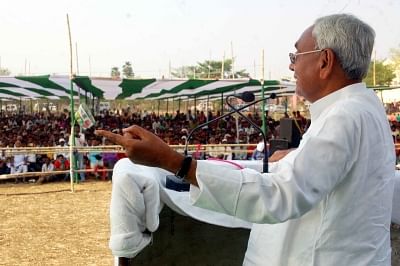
[{"xmin": 289, "ymin": 49, "xmax": 323, "ymax": 64}]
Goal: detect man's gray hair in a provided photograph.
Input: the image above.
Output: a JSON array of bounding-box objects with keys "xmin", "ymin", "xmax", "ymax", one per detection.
[{"xmin": 313, "ymin": 14, "xmax": 375, "ymax": 80}]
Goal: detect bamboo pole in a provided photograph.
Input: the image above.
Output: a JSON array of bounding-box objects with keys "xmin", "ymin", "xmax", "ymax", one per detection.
[{"xmin": 67, "ymin": 14, "xmax": 76, "ymax": 192}]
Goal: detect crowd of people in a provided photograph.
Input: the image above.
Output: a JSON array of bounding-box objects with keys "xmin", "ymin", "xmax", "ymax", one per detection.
[
  {"xmin": 3, "ymin": 102, "xmax": 399, "ymax": 183},
  {"xmin": 0, "ymin": 107, "xmax": 312, "ymax": 183}
]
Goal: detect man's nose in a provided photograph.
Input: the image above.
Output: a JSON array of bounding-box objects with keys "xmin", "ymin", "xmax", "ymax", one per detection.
[{"xmin": 289, "ymin": 63, "xmax": 294, "ymax": 72}]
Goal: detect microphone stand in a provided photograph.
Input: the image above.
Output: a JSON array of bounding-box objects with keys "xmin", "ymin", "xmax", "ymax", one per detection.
[
  {"xmin": 184, "ymin": 93, "xmax": 276, "ymax": 173},
  {"xmin": 226, "ymin": 96, "xmax": 269, "ymax": 173}
]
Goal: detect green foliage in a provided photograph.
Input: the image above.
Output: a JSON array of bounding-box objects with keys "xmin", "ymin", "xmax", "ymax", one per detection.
[
  {"xmin": 172, "ymin": 59, "xmax": 249, "ymax": 79},
  {"xmin": 0, "ymin": 67, "xmax": 11, "ymax": 76},
  {"xmin": 364, "ymin": 60, "xmax": 395, "ymax": 86},
  {"xmin": 122, "ymin": 61, "xmax": 134, "ymax": 79},
  {"xmin": 390, "ymin": 46, "xmax": 400, "ymax": 70},
  {"xmin": 111, "ymin": 67, "xmax": 120, "ymax": 79},
  {"xmin": 171, "ymin": 65, "xmax": 196, "ymax": 79}
]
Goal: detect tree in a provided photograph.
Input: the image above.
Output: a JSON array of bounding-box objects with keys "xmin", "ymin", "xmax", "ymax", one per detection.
[
  {"xmin": 171, "ymin": 65, "xmax": 197, "ymax": 79},
  {"xmin": 0, "ymin": 67, "xmax": 11, "ymax": 76},
  {"xmin": 390, "ymin": 46, "xmax": 400, "ymax": 70},
  {"xmin": 111, "ymin": 67, "xmax": 121, "ymax": 79},
  {"xmin": 122, "ymin": 61, "xmax": 134, "ymax": 79},
  {"xmin": 172, "ymin": 59, "xmax": 249, "ymax": 79},
  {"xmin": 364, "ymin": 60, "xmax": 395, "ymax": 86}
]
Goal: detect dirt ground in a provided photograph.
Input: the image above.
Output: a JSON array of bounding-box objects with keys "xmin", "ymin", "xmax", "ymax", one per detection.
[
  {"xmin": 393, "ymin": 227, "xmax": 400, "ymax": 265},
  {"xmin": 0, "ymin": 181, "xmax": 399, "ymax": 266},
  {"xmin": 0, "ymin": 181, "xmax": 113, "ymax": 266}
]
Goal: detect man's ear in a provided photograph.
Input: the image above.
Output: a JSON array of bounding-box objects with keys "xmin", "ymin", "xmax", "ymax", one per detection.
[{"xmin": 320, "ymin": 49, "xmax": 335, "ymax": 79}]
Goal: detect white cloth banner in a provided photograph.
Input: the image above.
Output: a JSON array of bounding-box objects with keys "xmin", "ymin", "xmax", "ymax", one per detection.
[
  {"xmin": 115, "ymin": 158, "xmax": 400, "ymax": 228},
  {"xmin": 110, "ymin": 158, "xmax": 400, "ymax": 260},
  {"xmin": 392, "ymin": 171, "xmax": 400, "ymax": 224}
]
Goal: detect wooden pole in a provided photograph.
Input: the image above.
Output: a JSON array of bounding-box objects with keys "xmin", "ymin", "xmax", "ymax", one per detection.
[{"xmin": 67, "ymin": 14, "xmax": 76, "ymax": 192}]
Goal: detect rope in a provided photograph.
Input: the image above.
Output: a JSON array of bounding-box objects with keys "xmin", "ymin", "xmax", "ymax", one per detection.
[
  {"xmin": 0, "ymin": 188, "xmax": 110, "ymax": 196},
  {"xmin": 0, "ymin": 144, "xmax": 256, "ymax": 181},
  {"xmin": 1, "ymin": 144, "xmax": 256, "ymax": 155},
  {"xmin": 0, "ymin": 168, "xmax": 113, "ymax": 181}
]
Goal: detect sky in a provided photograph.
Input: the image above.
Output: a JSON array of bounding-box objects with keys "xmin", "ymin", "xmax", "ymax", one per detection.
[{"xmin": 1, "ymin": 0, "xmax": 399, "ymax": 80}]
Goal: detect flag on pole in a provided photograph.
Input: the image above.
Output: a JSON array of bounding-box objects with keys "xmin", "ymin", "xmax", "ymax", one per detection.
[{"xmin": 75, "ymin": 103, "xmax": 95, "ymax": 129}]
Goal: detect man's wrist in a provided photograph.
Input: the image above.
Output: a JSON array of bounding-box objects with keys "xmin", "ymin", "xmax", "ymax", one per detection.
[
  {"xmin": 186, "ymin": 159, "xmax": 197, "ymax": 186},
  {"xmin": 164, "ymin": 151, "xmax": 184, "ymax": 174},
  {"xmin": 164, "ymin": 152, "xmax": 197, "ymax": 186}
]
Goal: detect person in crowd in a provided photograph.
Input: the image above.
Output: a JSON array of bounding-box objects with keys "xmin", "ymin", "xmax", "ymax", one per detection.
[
  {"xmin": 221, "ymin": 135, "xmax": 233, "ymax": 160},
  {"xmin": 251, "ymin": 134, "xmax": 265, "ymax": 160},
  {"xmin": 53, "ymin": 154, "xmax": 70, "ymax": 181},
  {"xmin": 74, "ymin": 127, "xmax": 88, "ymax": 182},
  {"xmin": 295, "ymin": 111, "xmax": 306, "ymax": 127},
  {"xmin": 283, "ymin": 112, "xmax": 290, "ymax": 118},
  {"xmin": 37, "ymin": 156, "xmax": 55, "ymax": 184},
  {"xmin": 26, "ymin": 142, "xmax": 38, "ymax": 172},
  {"xmin": 391, "ymin": 124, "xmax": 400, "ymax": 143},
  {"xmin": 0, "ymin": 140, "xmax": 7, "ymax": 162},
  {"xmin": 55, "ymin": 138, "xmax": 69, "ymax": 160},
  {"xmin": 233, "ymin": 136, "xmax": 249, "ymax": 160},
  {"xmin": 96, "ymin": 14, "xmax": 395, "ymax": 265},
  {"xmin": 45, "ymin": 140, "xmax": 55, "ymax": 161},
  {"xmin": 101, "ymin": 138, "xmax": 119, "ymax": 181},
  {"xmin": 206, "ymin": 137, "xmax": 221, "ymax": 158},
  {"xmin": 88, "ymin": 137, "xmax": 107, "ymax": 180},
  {"xmin": 11, "ymin": 140, "xmax": 28, "ymax": 183},
  {"xmin": 0, "ymin": 157, "xmax": 11, "ymax": 175}
]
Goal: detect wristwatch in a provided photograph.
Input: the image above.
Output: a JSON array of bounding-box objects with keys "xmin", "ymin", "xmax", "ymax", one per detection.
[{"xmin": 175, "ymin": 156, "xmax": 192, "ymax": 180}]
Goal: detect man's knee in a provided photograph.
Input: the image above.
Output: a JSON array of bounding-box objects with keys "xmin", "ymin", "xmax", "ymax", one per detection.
[
  {"xmin": 112, "ymin": 170, "xmax": 134, "ymax": 190},
  {"xmin": 112, "ymin": 159, "xmax": 145, "ymax": 188}
]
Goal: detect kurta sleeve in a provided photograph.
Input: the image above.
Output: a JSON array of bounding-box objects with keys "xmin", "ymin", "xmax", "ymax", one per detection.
[{"xmin": 190, "ymin": 110, "xmax": 360, "ymax": 223}]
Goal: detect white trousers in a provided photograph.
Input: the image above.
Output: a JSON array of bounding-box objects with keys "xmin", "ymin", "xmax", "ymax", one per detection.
[
  {"xmin": 10, "ymin": 164, "xmax": 28, "ymax": 174},
  {"xmin": 109, "ymin": 158, "xmax": 253, "ymax": 264},
  {"xmin": 109, "ymin": 160, "xmax": 166, "ymax": 259}
]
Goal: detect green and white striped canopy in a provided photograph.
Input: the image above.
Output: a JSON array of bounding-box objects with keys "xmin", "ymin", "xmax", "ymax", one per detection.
[{"xmin": 0, "ymin": 75, "xmax": 296, "ymax": 100}]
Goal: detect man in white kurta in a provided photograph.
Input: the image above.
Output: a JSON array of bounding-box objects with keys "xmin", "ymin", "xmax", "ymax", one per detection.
[
  {"xmin": 192, "ymin": 83, "xmax": 395, "ymax": 265},
  {"xmin": 97, "ymin": 14, "xmax": 395, "ymax": 265}
]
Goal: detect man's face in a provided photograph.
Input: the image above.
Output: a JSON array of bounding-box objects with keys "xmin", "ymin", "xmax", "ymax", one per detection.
[{"xmin": 289, "ymin": 26, "xmax": 321, "ymax": 103}]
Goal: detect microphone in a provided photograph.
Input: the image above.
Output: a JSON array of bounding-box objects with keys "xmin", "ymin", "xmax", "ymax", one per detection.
[
  {"xmin": 166, "ymin": 92, "xmax": 275, "ymax": 192},
  {"xmin": 184, "ymin": 92, "xmax": 277, "ymax": 173},
  {"xmin": 233, "ymin": 91, "xmax": 255, "ymax": 102},
  {"xmin": 226, "ymin": 92, "xmax": 276, "ymax": 173}
]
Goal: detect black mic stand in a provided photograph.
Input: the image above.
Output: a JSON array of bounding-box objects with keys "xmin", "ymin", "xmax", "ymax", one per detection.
[
  {"xmin": 184, "ymin": 93, "xmax": 276, "ymax": 173},
  {"xmin": 226, "ymin": 95, "xmax": 271, "ymax": 173}
]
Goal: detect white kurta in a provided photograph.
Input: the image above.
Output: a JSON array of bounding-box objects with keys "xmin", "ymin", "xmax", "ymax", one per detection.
[{"xmin": 191, "ymin": 83, "xmax": 395, "ymax": 265}]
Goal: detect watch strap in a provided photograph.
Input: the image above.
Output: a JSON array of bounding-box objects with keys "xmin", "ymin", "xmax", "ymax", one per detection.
[{"xmin": 175, "ymin": 156, "xmax": 192, "ymax": 180}]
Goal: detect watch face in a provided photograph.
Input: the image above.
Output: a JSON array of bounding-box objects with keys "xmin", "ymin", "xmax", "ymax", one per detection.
[
  {"xmin": 165, "ymin": 175, "xmax": 190, "ymax": 192},
  {"xmin": 166, "ymin": 174, "xmax": 188, "ymax": 182}
]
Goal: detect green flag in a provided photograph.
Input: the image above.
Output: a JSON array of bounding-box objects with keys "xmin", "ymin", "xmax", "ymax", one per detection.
[{"xmin": 75, "ymin": 104, "xmax": 95, "ymax": 129}]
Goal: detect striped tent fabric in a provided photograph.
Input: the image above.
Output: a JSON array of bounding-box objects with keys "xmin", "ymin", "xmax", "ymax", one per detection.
[{"xmin": 0, "ymin": 75, "xmax": 296, "ymax": 100}]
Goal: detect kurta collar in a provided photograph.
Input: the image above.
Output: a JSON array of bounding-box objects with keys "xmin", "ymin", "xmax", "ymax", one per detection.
[{"xmin": 309, "ymin": 82, "xmax": 366, "ymax": 121}]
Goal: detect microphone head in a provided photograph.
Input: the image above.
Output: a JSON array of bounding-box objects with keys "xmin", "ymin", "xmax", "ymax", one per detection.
[
  {"xmin": 238, "ymin": 91, "xmax": 255, "ymax": 102},
  {"xmin": 269, "ymin": 93, "xmax": 277, "ymax": 99}
]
